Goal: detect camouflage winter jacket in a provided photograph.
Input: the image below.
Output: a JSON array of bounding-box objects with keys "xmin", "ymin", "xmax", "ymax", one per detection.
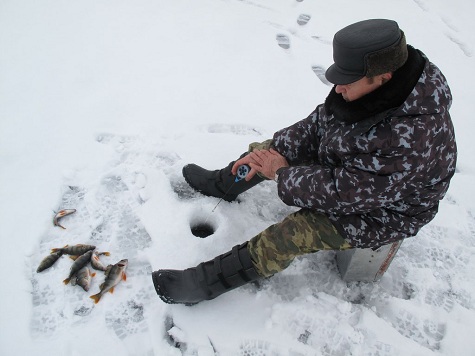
[{"xmin": 272, "ymin": 47, "xmax": 457, "ymax": 248}]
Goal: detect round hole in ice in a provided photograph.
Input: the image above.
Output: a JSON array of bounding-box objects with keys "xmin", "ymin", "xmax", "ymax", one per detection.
[
  {"xmin": 189, "ymin": 211, "xmax": 218, "ymax": 238},
  {"xmin": 190, "ymin": 222, "xmax": 215, "ymax": 238}
]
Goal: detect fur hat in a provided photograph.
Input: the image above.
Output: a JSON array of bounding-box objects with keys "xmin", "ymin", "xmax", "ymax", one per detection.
[{"xmin": 325, "ymin": 19, "xmax": 409, "ymax": 85}]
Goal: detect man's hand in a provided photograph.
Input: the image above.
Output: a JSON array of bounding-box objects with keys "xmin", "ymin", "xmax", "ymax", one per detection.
[{"xmin": 232, "ymin": 149, "xmax": 289, "ymax": 181}]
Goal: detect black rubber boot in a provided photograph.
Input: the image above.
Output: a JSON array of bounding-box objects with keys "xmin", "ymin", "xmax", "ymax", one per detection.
[
  {"xmin": 152, "ymin": 242, "xmax": 261, "ymax": 305},
  {"xmin": 182, "ymin": 157, "xmax": 264, "ymax": 202}
]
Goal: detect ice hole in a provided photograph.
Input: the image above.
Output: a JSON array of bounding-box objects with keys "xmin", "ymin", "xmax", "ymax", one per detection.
[
  {"xmin": 190, "ymin": 222, "xmax": 215, "ymax": 238},
  {"xmin": 190, "ymin": 212, "xmax": 217, "ymax": 238}
]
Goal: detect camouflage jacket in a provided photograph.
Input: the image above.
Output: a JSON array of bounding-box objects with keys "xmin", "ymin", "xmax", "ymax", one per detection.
[{"xmin": 272, "ymin": 48, "xmax": 457, "ymax": 248}]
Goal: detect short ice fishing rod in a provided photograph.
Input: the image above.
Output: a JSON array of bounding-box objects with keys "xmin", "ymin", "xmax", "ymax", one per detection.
[{"xmin": 210, "ymin": 164, "xmax": 250, "ymax": 213}]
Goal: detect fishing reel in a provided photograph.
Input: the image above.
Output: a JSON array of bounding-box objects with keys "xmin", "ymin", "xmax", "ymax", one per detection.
[{"xmin": 235, "ymin": 164, "xmax": 250, "ymax": 182}]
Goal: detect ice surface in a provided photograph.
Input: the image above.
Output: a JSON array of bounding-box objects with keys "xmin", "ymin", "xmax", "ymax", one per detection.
[{"xmin": 1, "ymin": 0, "xmax": 475, "ymax": 355}]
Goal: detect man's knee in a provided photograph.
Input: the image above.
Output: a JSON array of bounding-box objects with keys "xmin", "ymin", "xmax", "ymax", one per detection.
[
  {"xmin": 248, "ymin": 139, "xmax": 273, "ymax": 152},
  {"xmin": 247, "ymin": 211, "xmax": 351, "ymax": 277}
]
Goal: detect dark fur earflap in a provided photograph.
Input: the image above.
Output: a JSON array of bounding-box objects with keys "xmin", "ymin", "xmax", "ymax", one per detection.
[{"xmin": 365, "ymin": 32, "xmax": 408, "ymax": 77}]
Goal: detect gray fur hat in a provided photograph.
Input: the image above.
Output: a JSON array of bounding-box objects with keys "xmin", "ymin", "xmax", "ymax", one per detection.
[{"xmin": 325, "ymin": 19, "xmax": 408, "ymax": 85}]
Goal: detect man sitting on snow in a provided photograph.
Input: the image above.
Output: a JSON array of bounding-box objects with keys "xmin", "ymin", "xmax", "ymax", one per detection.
[{"xmin": 152, "ymin": 19, "xmax": 457, "ymax": 305}]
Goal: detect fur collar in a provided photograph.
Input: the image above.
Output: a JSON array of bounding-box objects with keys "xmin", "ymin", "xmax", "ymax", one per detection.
[{"xmin": 324, "ymin": 45, "xmax": 425, "ymax": 124}]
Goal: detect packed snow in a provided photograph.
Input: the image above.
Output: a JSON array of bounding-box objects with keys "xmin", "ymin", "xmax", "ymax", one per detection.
[{"xmin": 1, "ymin": 0, "xmax": 474, "ymax": 355}]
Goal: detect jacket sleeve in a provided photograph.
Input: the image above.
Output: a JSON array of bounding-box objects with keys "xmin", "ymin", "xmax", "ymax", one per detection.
[
  {"xmin": 276, "ymin": 151, "xmax": 422, "ymax": 214},
  {"xmin": 275, "ymin": 122, "xmax": 431, "ymax": 215},
  {"xmin": 272, "ymin": 106, "xmax": 322, "ymax": 165}
]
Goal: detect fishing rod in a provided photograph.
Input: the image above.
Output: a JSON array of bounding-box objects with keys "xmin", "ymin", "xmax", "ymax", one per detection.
[{"xmin": 210, "ymin": 164, "xmax": 250, "ymax": 213}]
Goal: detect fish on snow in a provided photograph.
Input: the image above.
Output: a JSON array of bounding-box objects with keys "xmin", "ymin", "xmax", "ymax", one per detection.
[
  {"xmin": 37, "ymin": 250, "xmax": 63, "ymax": 273},
  {"xmin": 51, "ymin": 244, "xmax": 96, "ymax": 256},
  {"xmin": 63, "ymin": 250, "xmax": 94, "ymax": 285},
  {"xmin": 71, "ymin": 266, "xmax": 96, "ymax": 292},
  {"xmin": 91, "ymin": 250, "xmax": 111, "ymax": 272},
  {"xmin": 53, "ymin": 209, "xmax": 76, "ymax": 229},
  {"xmin": 90, "ymin": 259, "xmax": 128, "ymax": 304}
]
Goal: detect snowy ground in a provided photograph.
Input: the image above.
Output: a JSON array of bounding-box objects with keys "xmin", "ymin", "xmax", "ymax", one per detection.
[{"xmin": 1, "ymin": 0, "xmax": 474, "ymax": 355}]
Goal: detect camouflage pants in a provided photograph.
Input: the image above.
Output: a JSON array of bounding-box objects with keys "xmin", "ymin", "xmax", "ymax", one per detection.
[
  {"xmin": 247, "ymin": 208, "xmax": 352, "ymax": 277},
  {"xmin": 248, "ymin": 139, "xmax": 274, "ymax": 152}
]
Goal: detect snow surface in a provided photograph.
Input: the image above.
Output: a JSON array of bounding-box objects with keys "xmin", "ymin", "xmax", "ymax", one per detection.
[{"xmin": 1, "ymin": 0, "xmax": 474, "ymax": 355}]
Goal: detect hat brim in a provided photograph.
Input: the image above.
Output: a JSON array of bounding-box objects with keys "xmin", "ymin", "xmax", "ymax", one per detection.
[{"xmin": 325, "ymin": 64, "xmax": 364, "ymax": 85}]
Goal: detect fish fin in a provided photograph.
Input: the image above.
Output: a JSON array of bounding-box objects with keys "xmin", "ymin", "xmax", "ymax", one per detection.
[
  {"xmin": 63, "ymin": 278, "xmax": 71, "ymax": 285},
  {"xmin": 122, "ymin": 273, "xmax": 127, "ymax": 282},
  {"xmin": 109, "ymin": 287, "xmax": 115, "ymax": 294},
  {"xmin": 99, "ymin": 283, "xmax": 105, "ymax": 290},
  {"xmin": 100, "ymin": 252, "xmax": 111, "ymax": 256},
  {"xmin": 90, "ymin": 294, "xmax": 101, "ymax": 304},
  {"xmin": 91, "ymin": 272, "xmax": 96, "ymax": 277},
  {"xmin": 70, "ymin": 256, "xmax": 78, "ymax": 261}
]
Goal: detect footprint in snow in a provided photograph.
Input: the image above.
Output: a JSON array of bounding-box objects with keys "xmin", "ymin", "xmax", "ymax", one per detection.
[
  {"xmin": 297, "ymin": 14, "xmax": 311, "ymax": 26},
  {"xmin": 424, "ymin": 288, "xmax": 455, "ymax": 313},
  {"xmin": 206, "ymin": 123, "xmax": 263, "ymax": 136},
  {"xmin": 392, "ymin": 309, "xmax": 446, "ymax": 350},
  {"xmin": 311, "ymin": 65, "xmax": 332, "ymax": 86},
  {"xmin": 276, "ymin": 34, "xmax": 290, "ymax": 49},
  {"xmin": 239, "ymin": 339, "xmax": 277, "ymax": 355}
]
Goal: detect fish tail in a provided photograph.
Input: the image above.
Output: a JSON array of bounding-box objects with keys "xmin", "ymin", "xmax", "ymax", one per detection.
[
  {"xmin": 53, "ymin": 220, "xmax": 66, "ymax": 229},
  {"xmin": 51, "ymin": 244, "xmax": 68, "ymax": 253},
  {"xmin": 63, "ymin": 278, "xmax": 71, "ymax": 285},
  {"xmin": 90, "ymin": 294, "xmax": 101, "ymax": 304}
]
